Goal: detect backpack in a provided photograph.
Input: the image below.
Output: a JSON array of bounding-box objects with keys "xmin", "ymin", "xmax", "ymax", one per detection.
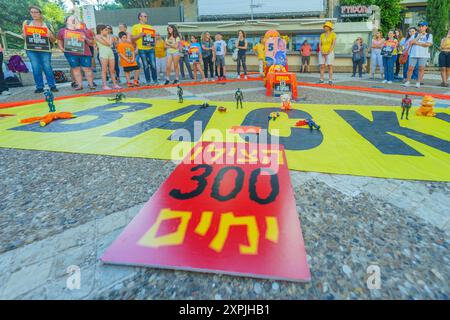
[
  {"xmin": 7, "ymin": 55, "xmax": 29, "ymax": 73},
  {"xmin": 53, "ymin": 70, "xmax": 68, "ymax": 83}
]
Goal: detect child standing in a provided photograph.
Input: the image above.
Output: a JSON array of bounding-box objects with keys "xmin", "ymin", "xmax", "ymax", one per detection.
[
  {"xmin": 189, "ymin": 35, "xmax": 206, "ymax": 82},
  {"xmin": 253, "ymin": 38, "xmax": 265, "ymax": 76},
  {"xmin": 95, "ymin": 24, "xmax": 121, "ymax": 90},
  {"xmin": 117, "ymin": 31, "xmax": 140, "ymax": 87},
  {"xmin": 214, "ymin": 33, "xmax": 227, "ymax": 80}
]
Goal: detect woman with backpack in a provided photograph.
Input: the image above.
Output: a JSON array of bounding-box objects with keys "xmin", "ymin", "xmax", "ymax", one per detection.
[
  {"xmin": 381, "ymin": 30, "xmax": 398, "ymax": 84},
  {"xmin": 22, "ymin": 5, "xmax": 58, "ymax": 94},
  {"xmin": 400, "ymin": 27, "xmax": 419, "ymax": 81}
]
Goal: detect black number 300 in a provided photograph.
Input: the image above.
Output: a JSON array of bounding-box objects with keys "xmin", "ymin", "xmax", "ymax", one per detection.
[{"xmin": 169, "ymin": 165, "xmax": 279, "ymax": 205}]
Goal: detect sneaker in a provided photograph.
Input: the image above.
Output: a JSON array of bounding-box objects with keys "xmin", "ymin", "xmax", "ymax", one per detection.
[
  {"xmin": 70, "ymin": 81, "xmax": 77, "ymax": 88},
  {"xmin": 318, "ymin": 79, "xmax": 324, "ymax": 84},
  {"xmin": 403, "ymin": 81, "xmax": 410, "ymax": 87},
  {"xmin": 164, "ymin": 80, "xmax": 170, "ymax": 85},
  {"xmin": 173, "ymin": 79, "xmax": 179, "ymax": 84},
  {"xmin": 382, "ymin": 80, "xmax": 388, "ymax": 84},
  {"xmin": 102, "ymin": 86, "xmax": 112, "ymax": 91},
  {"xmin": 50, "ymin": 87, "xmax": 59, "ymax": 93},
  {"xmin": 387, "ymin": 81, "xmax": 392, "ymax": 84},
  {"xmin": 133, "ymin": 80, "xmax": 140, "ymax": 87},
  {"xmin": 89, "ymin": 84, "xmax": 97, "ymax": 90},
  {"xmin": 113, "ymin": 85, "xmax": 122, "ymax": 90},
  {"xmin": 35, "ymin": 88, "xmax": 44, "ymax": 94},
  {"xmin": 1, "ymin": 90, "xmax": 11, "ymax": 96},
  {"xmin": 127, "ymin": 82, "xmax": 134, "ymax": 88},
  {"xmin": 415, "ymin": 82, "xmax": 421, "ymax": 88}
]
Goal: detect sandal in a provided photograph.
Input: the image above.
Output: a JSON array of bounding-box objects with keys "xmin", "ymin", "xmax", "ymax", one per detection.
[{"xmin": 74, "ymin": 85, "xmax": 83, "ymax": 91}]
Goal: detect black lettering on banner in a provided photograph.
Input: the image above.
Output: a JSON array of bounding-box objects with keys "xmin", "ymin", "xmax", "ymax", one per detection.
[
  {"xmin": 240, "ymin": 108, "xmax": 323, "ymax": 150},
  {"xmin": 211, "ymin": 166, "xmax": 245, "ymax": 202},
  {"xmin": 10, "ymin": 103, "xmax": 152, "ymax": 133},
  {"xmin": 169, "ymin": 164, "xmax": 213, "ymax": 200},
  {"xmin": 249, "ymin": 168, "xmax": 279, "ymax": 205},
  {"xmin": 336, "ymin": 110, "xmax": 450, "ymax": 156},
  {"xmin": 108, "ymin": 104, "xmax": 216, "ymax": 141}
]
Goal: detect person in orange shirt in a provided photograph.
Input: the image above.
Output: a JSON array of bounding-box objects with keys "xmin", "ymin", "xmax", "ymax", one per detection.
[
  {"xmin": 117, "ymin": 31, "xmax": 140, "ymax": 87},
  {"xmin": 300, "ymin": 40, "xmax": 312, "ymax": 73}
]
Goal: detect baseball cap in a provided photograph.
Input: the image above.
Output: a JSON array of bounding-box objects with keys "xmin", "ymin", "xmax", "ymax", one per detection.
[{"xmin": 418, "ymin": 21, "xmax": 428, "ymax": 27}]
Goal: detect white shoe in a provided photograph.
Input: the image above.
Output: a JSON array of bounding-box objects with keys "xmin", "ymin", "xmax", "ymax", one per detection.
[
  {"xmin": 1, "ymin": 91, "xmax": 11, "ymax": 96},
  {"xmin": 415, "ymin": 82, "xmax": 420, "ymax": 88},
  {"xmin": 387, "ymin": 81, "xmax": 392, "ymax": 84},
  {"xmin": 403, "ymin": 81, "xmax": 410, "ymax": 87},
  {"xmin": 382, "ymin": 80, "xmax": 388, "ymax": 84}
]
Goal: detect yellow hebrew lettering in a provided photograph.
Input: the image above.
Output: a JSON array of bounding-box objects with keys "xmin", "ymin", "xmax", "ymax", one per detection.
[
  {"xmin": 138, "ymin": 208, "xmax": 192, "ymax": 248},
  {"xmin": 260, "ymin": 149, "xmax": 284, "ymax": 165},
  {"xmin": 194, "ymin": 211, "xmax": 213, "ymax": 236},
  {"xmin": 209, "ymin": 212, "xmax": 259, "ymax": 255},
  {"xmin": 237, "ymin": 148, "xmax": 258, "ymax": 164},
  {"xmin": 265, "ymin": 216, "xmax": 279, "ymax": 243}
]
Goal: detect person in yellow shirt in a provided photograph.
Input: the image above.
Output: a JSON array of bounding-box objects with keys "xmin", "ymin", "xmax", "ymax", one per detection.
[
  {"xmin": 154, "ymin": 33, "xmax": 167, "ymax": 79},
  {"xmin": 318, "ymin": 21, "xmax": 336, "ymax": 85},
  {"xmin": 131, "ymin": 12, "xmax": 158, "ymax": 85},
  {"xmin": 253, "ymin": 38, "xmax": 265, "ymax": 76}
]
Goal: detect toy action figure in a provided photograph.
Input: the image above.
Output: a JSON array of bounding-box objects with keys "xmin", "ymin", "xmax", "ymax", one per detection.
[
  {"xmin": 109, "ymin": 92, "xmax": 126, "ymax": 103},
  {"xmin": 177, "ymin": 86, "xmax": 183, "ymax": 103},
  {"xmin": 296, "ymin": 118, "xmax": 320, "ymax": 131},
  {"xmin": 200, "ymin": 102, "xmax": 210, "ymax": 109},
  {"xmin": 235, "ymin": 88, "xmax": 243, "ymax": 109},
  {"xmin": 44, "ymin": 90, "xmax": 56, "ymax": 112},
  {"xmin": 401, "ymin": 95, "xmax": 412, "ymax": 120}
]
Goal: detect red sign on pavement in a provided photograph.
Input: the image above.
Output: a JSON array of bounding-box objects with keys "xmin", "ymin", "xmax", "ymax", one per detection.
[{"xmin": 101, "ymin": 142, "xmax": 310, "ymax": 282}]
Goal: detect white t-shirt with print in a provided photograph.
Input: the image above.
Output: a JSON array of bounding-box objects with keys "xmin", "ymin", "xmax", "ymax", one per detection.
[
  {"xmin": 410, "ymin": 33, "xmax": 433, "ymax": 58},
  {"xmin": 214, "ymin": 40, "xmax": 227, "ymax": 56}
]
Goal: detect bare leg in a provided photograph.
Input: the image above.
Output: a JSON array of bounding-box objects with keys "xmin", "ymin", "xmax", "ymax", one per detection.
[
  {"xmin": 72, "ymin": 67, "xmax": 82, "ymax": 87},
  {"xmin": 320, "ymin": 64, "xmax": 325, "ymax": 80},
  {"xmin": 173, "ymin": 55, "xmax": 181, "ymax": 80},
  {"xmin": 166, "ymin": 55, "xmax": 173, "ymax": 80},
  {"xmin": 109, "ymin": 58, "xmax": 117, "ymax": 86},
  {"xmin": 100, "ymin": 58, "xmax": 108, "ymax": 87},
  {"xmin": 328, "ymin": 65, "xmax": 333, "ymax": 81},
  {"xmin": 406, "ymin": 65, "xmax": 414, "ymax": 82},
  {"xmin": 418, "ymin": 66, "xmax": 425, "ymax": 83},
  {"xmin": 82, "ymin": 67, "xmax": 94, "ymax": 87}
]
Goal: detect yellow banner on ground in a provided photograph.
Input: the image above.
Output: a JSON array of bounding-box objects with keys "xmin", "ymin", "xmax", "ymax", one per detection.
[{"xmin": 0, "ymin": 97, "xmax": 449, "ymax": 181}]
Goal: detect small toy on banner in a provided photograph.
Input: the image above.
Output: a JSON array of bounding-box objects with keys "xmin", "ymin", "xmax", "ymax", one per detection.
[
  {"xmin": 280, "ymin": 93, "xmax": 292, "ymax": 111},
  {"xmin": 235, "ymin": 88, "xmax": 244, "ymax": 109},
  {"xmin": 218, "ymin": 106, "xmax": 227, "ymax": 112},
  {"xmin": 268, "ymin": 112, "xmax": 280, "ymax": 121},
  {"xmin": 108, "ymin": 92, "xmax": 126, "ymax": 103},
  {"xmin": 200, "ymin": 102, "xmax": 210, "ymax": 109},
  {"xmin": 295, "ymin": 118, "xmax": 321, "ymax": 131},
  {"xmin": 20, "ymin": 112, "xmax": 76, "ymax": 127},
  {"xmin": 177, "ymin": 86, "xmax": 184, "ymax": 103},
  {"xmin": 401, "ymin": 95, "xmax": 412, "ymax": 120},
  {"xmin": 416, "ymin": 95, "xmax": 436, "ymax": 117},
  {"xmin": 44, "ymin": 90, "xmax": 56, "ymax": 112},
  {"xmin": 0, "ymin": 114, "xmax": 15, "ymax": 118}
]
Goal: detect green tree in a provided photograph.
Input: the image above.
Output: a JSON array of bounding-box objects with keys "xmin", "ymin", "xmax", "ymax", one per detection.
[
  {"xmin": 427, "ymin": 0, "xmax": 449, "ymax": 44},
  {"xmin": 41, "ymin": 1, "xmax": 65, "ymax": 31},
  {"xmin": 339, "ymin": 0, "xmax": 402, "ymax": 35}
]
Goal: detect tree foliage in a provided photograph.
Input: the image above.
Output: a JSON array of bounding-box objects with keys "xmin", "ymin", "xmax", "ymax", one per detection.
[
  {"xmin": 339, "ymin": 0, "xmax": 402, "ymax": 35},
  {"xmin": 0, "ymin": 0, "xmax": 65, "ymax": 34},
  {"xmin": 426, "ymin": 0, "xmax": 449, "ymax": 43}
]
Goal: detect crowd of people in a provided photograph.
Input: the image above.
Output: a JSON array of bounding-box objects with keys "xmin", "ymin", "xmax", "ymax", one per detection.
[{"xmin": 1, "ymin": 5, "xmax": 449, "ymax": 96}]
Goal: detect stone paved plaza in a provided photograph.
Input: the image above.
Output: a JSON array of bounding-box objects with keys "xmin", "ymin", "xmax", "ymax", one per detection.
[{"xmin": 0, "ymin": 73, "xmax": 449, "ymax": 299}]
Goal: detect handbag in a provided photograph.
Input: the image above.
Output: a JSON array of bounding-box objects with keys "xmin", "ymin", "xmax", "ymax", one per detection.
[
  {"xmin": 232, "ymin": 48, "xmax": 238, "ymax": 61},
  {"xmin": 399, "ymin": 48, "xmax": 410, "ymax": 65}
]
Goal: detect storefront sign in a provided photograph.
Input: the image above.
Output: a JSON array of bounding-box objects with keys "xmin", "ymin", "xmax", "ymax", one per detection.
[
  {"xmin": 101, "ymin": 142, "xmax": 311, "ymax": 282},
  {"xmin": 24, "ymin": 25, "xmax": 51, "ymax": 52},
  {"xmin": 340, "ymin": 5, "xmax": 372, "ymax": 18}
]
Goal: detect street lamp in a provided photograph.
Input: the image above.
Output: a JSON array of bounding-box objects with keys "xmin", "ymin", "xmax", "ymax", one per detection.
[{"xmin": 250, "ymin": 0, "xmax": 263, "ymax": 21}]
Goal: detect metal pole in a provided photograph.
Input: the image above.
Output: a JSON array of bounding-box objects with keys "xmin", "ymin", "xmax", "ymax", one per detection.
[{"xmin": 251, "ymin": 0, "xmax": 254, "ymax": 20}]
